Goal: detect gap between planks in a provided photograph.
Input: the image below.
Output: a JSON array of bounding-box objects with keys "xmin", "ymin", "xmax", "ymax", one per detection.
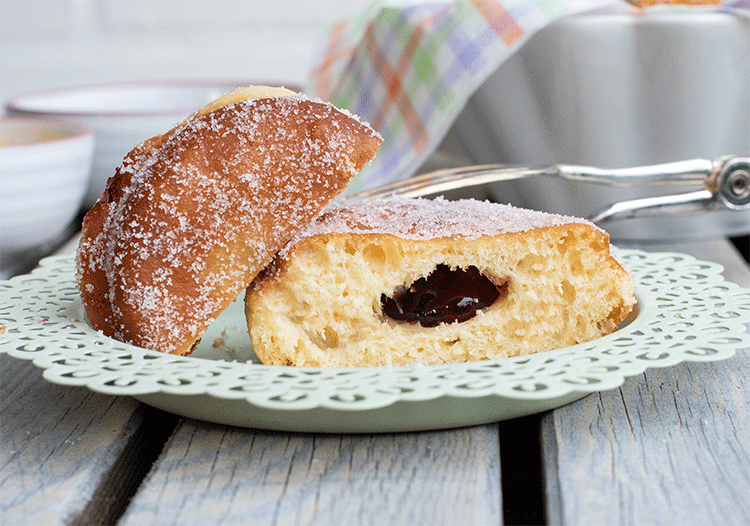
[{"xmin": 69, "ymin": 406, "xmax": 181, "ymax": 526}]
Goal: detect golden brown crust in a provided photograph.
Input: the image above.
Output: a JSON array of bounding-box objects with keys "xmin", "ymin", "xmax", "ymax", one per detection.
[{"xmin": 77, "ymin": 90, "xmax": 382, "ymax": 355}]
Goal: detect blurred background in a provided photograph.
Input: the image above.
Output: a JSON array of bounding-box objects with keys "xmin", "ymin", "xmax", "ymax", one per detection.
[
  {"xmin": 1, "ymin": 0, "xmax": 748, "ymax": 277},
  {"xmin": 0, "ymin": 0, "xmax": 369, "ymax": 277},
  {"xmin": 0, "ymin": 0, "xmax": 370, "ymax": 103}
]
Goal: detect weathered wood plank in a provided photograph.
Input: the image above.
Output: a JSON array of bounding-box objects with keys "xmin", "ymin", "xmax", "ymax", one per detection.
[
  {"xmin": 543, "ymin": 238, "xmax": 750, "ymax": 526},
  {"xmin": 1, "ymin": 235, "xmax": 182, "ymax": 525},
  {"xmin": 120, "ymin": 421, "xmax": 502, "ymax": 526},
  {"xmin": 0, "ymin": 354, "xmax": 144, "ymax": 526}
]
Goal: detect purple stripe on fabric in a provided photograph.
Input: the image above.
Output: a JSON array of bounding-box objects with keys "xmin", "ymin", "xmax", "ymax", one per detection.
[
  {"xmin": 444, "ymin": 24, "xmax": 489, "ymax": 76},
  {"xmin": 720, "ymin": 0, "xmax": 750, "ymax": 10},
  {"xmin": 456, "ymin": 40, "xmax": 485, "ymax": 71},
  {"xmin": 441, "ymin": 55, "xmax": 467, "ymax": 86},
  {"xmin": 506, "ymin": 0, "xmax": 539, "ymax": 20},
  {"xmin": 418, "ymin": 95, "xmax": 438, "ymax": 124}
]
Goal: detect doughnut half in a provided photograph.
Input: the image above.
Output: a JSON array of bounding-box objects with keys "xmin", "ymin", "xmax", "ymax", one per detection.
[
  {"xmin": 76, "ymin": 88, "xmax": 382, "ymax": 355},
  {"xmin": 246, "ymin": 197, "xmax": 636, "ymax": 367}
]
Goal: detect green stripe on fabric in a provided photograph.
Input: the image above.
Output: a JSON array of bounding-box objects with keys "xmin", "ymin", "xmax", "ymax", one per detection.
[
  {"xmin": 451, "ymin": 0, "xmax": 476, "ymax": 25},
  {"xmin": 395, "ymin": 11, "xmax": 412, "ymax": 47},
  {"xmin": 538, "ymin": 0, "xmax": 567, "ymax": 16},
  {"xmin": 410, "ymin": 9, "xmax": 459, "ymax": 113},
  {"xmin": 329, "ymin": 67, "xmax": 361, "ymax": 111},
  {"xmin": 385, "ymin": 109, "xmax": 406, "ymax": 146}
]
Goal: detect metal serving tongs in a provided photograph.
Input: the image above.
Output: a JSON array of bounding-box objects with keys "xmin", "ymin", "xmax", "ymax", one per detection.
[{"xmin": 345, "ymin": 155, "xmax": 750, "ymax": 225}]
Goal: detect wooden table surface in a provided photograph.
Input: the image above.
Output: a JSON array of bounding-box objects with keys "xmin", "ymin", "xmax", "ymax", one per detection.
[{"xmin": 2, "ymin": 232, "xmax": 748, "ymax": 526}]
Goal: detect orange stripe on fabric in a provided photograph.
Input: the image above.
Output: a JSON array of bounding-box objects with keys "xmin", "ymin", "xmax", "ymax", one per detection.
[
  {"xmin": 309, "ymin": 21, "xmax": 349, "ymax": 100},
  {"xmin": 366, "ymin": 25, "xmax": 429, "ymax": 152},
  {"xmin": 373, "ymin": 21, "xmax": 426, "ymax": 132},
  {"xmin": 471, "ymin": 0, "xmax": 524, "ymax": 46},
  {"xmin": 394, "ymin": 6, "xmax": 447, "ymax": 81}
]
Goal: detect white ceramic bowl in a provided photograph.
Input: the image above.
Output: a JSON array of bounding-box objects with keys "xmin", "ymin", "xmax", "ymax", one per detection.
[
  {"xmin": 6, "ymin": 80, "xmax": 277, "ymax": 208},
  {"xmin": 0, "ymin": 117, "xmax": 93, "ymax": 270},
  {"xmin": 450, "ymin": 9, "xmax": 750, "ymax": 240}
]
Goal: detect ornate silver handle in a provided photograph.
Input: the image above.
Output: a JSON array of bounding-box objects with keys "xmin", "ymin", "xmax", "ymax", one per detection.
[{"xmin": 345, "ymin": 156, "xmax": 750, "ymax": 224}]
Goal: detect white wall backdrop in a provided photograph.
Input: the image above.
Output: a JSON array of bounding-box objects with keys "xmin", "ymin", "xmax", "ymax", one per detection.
[{"xmin": 0, "ymin": 0, "xmax": 371, "ymax": 105}]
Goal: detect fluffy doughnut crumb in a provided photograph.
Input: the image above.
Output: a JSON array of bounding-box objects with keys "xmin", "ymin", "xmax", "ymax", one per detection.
[{"xmin": 246, "ymin": 197, "xmax": 636, "ymax": 367}]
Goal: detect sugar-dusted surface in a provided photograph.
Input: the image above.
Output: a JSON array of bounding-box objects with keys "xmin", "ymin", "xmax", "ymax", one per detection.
[
  {"xmin": 76, "ymin": 93, "xmax": 382, "ymax": 354},
  {"xmin": 283, "ymin": 196, "xmax": 596, "ymax": 250}
]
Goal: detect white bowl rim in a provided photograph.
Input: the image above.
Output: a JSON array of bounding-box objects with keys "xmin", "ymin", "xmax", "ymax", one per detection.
[
  {"xmin": 5, "ymin": 78, "xmax": 301, "ymax": 119},
  {"xmin": 0, "ymin": 115, "xmax": 93, "ymax": 150}
]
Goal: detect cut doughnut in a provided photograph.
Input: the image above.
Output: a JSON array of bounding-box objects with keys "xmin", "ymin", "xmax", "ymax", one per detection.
[{"xmin": 245, "ymin": 197, "xmax": 636, "ymax": 367}]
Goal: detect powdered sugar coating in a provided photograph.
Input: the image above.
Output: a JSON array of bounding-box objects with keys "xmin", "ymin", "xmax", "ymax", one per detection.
[
  {"xmin": 76, "ymin": 93, "xmax": 382, "ymax": 354},
  {"xmin": 279, "ymin": 196, "xmax": 596, "ymax": 255}
]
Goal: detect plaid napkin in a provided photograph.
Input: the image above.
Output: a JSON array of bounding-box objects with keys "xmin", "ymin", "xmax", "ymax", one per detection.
[{"xmin": 307, "ymin": 0, "xmax": 750, "ymax": 193}]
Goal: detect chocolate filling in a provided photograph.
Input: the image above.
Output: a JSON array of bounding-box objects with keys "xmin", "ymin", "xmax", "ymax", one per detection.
[{"xmin": 381, "ymin": 264, "xmax": 510, "ymax": 327}]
